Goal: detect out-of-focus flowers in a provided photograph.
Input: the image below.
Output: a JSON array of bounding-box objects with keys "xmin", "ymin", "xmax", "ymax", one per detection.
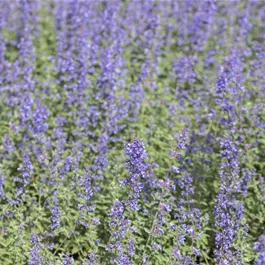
[{"xmin": 254, "ymin": 235, "xmax": 265, "ymax": 265}]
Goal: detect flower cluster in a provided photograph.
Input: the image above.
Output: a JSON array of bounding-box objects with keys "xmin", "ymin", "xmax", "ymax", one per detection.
[
  {"xmin": 122, "ymin": 138, "xmax": 153, "ymax": 211},
  {"xmin": 254, "ymin": 235, "xmax": 265, "ymax": 265}
]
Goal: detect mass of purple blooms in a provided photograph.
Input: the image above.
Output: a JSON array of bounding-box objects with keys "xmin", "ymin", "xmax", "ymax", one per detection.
[{"xmin": 1, "ymin": 1, "xmax": 265, "ymax": 264}]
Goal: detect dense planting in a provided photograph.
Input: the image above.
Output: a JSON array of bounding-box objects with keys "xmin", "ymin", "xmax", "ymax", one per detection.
[{"xmin": 1, "ymin": 1, "xmax": 265, "ymax": 264}]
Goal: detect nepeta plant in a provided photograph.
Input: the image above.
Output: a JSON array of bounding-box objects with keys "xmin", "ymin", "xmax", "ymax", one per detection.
[{"xmin": 0, "ymin": 1, "xmax": 265, "ymax": 264}]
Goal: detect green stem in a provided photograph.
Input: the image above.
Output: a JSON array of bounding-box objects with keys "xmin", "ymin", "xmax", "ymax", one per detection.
[{"xmin": 141, "ymin": 189, "xmax": 165, "ymax": 264}]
